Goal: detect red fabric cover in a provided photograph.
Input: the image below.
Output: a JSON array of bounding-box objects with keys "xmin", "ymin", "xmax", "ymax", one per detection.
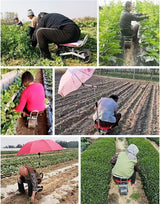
[
  {"xmin": 17, "ymin": 139, "xmax": 63, "ymax": 155},
  {"xmin": 94, "ymin": 124, "xmax": 112, "ymax": 130}
]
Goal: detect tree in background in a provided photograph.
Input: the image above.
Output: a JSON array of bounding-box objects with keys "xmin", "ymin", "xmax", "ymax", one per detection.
[{"xmin": 1, "ymin": 12, "xmax": 18, "ymax": 25}]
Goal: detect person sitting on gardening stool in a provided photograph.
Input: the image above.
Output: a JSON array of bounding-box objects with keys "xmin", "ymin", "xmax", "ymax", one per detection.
[
  {"xmin": 120, "ymin": 1, "xmax": 149, "ymax": 42},
  {"xmin": 31, "ymin": 13, "xmax": 81, "ymax": 59},
  {"xmin": 13, "ymin": 71, "xmax": 45, "ymax": 117},
  {"xmin": 110, "ymin": 144, "xmax": 140, "ymax": 186},
  {"xmin": 93, "ymin": 94, "xmax": 121, "ymax": 129},
  {"xmin": 18, "ymin": 166, "xmax": 42, "ymax": 201}
]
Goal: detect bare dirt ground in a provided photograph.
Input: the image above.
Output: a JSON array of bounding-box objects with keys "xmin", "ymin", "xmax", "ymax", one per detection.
[
  {"xmin": 108, "ymin": 138, "xmax": 149, "ymax": 204},
  {"xmin": 16, "ymin": 69, "xmax": 48, "ymax": 135},
  {"xmin": 123, "ymin": 43, "xmax": 140, "ymax": 66},
  {"xmin": 55, "ymin": 74, "xmax": 159, "ymax": 135},
  {"xmin": 1, "ymin": 160, "xmax": 78, "ymax": 204}
]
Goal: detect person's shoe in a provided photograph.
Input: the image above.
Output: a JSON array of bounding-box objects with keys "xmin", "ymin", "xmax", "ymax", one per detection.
[{"xmin": 37, "ymin": 186, "xmax": 43, "ymax": 192}]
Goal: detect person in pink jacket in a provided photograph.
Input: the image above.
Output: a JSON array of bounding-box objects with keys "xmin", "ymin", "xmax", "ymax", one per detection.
[{"xmin": 14, "ymin": 71, "xmax": 45, "ymax": 116}]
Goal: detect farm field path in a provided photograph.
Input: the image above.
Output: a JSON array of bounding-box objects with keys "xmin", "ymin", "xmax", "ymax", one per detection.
[
  {"xmin": 1, "ymin": 159, "xmax": 78, "ymax": 204},
  {"xmin": 55, "ymin": 74, "xmax": 159, "ymax": 135},
  {"xmin": 16, "ymin": 69, "xmax": 48, "ymax": 135},
  {"xmin": 108, "ymin": 138, "xmax": 149, "ymax": 204}
]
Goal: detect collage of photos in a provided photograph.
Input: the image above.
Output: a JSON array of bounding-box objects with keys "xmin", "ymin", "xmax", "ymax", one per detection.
[{"xmin": 0, "ymin": 0, "xmax": 159, "ymax": 204}]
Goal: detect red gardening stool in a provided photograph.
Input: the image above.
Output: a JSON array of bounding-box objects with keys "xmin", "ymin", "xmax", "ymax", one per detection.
[
  {"xmin": 94, "ymin": 123, "xmax": 112, "ymax": 131},
  {"xmin": 113, "ymin": 175, "xmax": 131, "ymax": 195},
  {"xmin": 115, "ymin": 178, "xmax": 131, "ymax": 183}
]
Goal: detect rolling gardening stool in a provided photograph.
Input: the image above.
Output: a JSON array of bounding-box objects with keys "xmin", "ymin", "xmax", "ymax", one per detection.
[
  {"xmin": 27, "ymin": 111, "xmax": 39, "ymax": 129},
  {"xmin": 121, "ymin": 35, "xmax": 133, "ymax": 49},
  {"xmin": 113, "ymin": 174, "xmax": 131, "ymax": 195},
  {"xmin": 57, "ymin": 35, "xmax": 91, "ymax": 63}
]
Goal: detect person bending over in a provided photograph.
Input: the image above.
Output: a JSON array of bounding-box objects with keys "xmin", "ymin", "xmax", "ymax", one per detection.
[
  {"xmin": 27, "ymin": 9, "xmax": 38, "ymax": 39},
  {"xmin": 14, "ymin": 71, "xmax": 45, "ymax": 116},
  {"xmin": 120, "ymin": 1, "xmax": 148, "ymax": 42},
  {"xmin": 31, "ymin": 13, "xmax": 81, "ymax": 59},
  {"xmin": 14, "ymin": 17, "xmax": 23, "ymax": 27},
  {"xmin": 110, "ymin": 144, "xmax": 140, "ymax": 185},
  {"xmin": 93, "ymin": 94, "xmax": 121, "ymax": 128},
  {"xmin": 18, "ymin": 166, "xmax": 42, "ymax": 201}
]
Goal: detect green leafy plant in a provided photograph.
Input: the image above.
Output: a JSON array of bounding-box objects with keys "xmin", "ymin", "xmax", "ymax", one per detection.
[
  {"xmin": 99, "ymin": 1, "xmax": 123, "ymax": 66},
  {"xmin": 127, "ymin": 138, "xmax": 159, "ymax": 204},
  {"xmin": 81, "ymin": 138, "xmax": 116, "ymax": 204}
]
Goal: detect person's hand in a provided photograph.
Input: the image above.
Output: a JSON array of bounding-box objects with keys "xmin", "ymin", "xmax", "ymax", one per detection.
[
  {"xmin": 31, "ymin": 195, "xmax": 35, "ymax": 202},
  {"xmin": 13, "ymin": 108, "xmax": 16, "ymax": 111},
  {"xmin": 31, "ymin": 191, "xmax": 36, "ymax": 202}
]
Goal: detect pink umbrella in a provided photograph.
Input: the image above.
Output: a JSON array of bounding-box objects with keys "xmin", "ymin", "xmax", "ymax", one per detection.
[
  {"xmin": 58, "ymin": 68, "xmax": 95, "ymax": 97},
  {"xmin": 17, "ymin": 139, "xmax": 63, "ymax": 155}
]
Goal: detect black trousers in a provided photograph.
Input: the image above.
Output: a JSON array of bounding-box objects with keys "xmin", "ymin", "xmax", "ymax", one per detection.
[
  {"xmin": 121, "ymin": 24, "xmax": 139, "ymax": 41},
  {"xmin": 95, "ymin": 113, "xmax": 121, "ymax": 128},
  {"xmin": 18, "ymin": 176, "xmax": 33, "ymax": 197},
  {"xmin": 36, "ymin": 24, "xmax": 80, "ymax": 59}
]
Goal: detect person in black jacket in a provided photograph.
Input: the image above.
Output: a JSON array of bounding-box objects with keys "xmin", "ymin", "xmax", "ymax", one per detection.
[
  {"xmin": 31, "ymin": 13, "xmax": 81, "ymax": 59},
  {"xmin": 120, "ymin": 1, "xmax": 148, "ymax": 41}
]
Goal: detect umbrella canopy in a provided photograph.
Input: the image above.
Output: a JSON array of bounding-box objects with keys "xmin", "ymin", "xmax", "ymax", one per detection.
[
  {"xmin": 58, "ymin": 68, "xmax": 95, "ymax": 97},
  {"xmin": 17, "ymin": 139, "xmax": 63, "ymax": 155}
]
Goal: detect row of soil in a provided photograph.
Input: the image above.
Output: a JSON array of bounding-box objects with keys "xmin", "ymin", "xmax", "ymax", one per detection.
[
  {"xmin": 55, "ymin": 74, "xmax": 159, "ymax": 135},
  {"xmin": 1, "ymin": 159, "xmax": 78, "ymax": 204}
]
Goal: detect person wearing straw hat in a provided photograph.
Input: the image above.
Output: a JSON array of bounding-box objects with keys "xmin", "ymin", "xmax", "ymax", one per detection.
[
  {"xmin": 110, "ymin": 144, "xmax": 140, "ymax": 185},
  {"xmin": 93, "ymin": 94, "xmax": 121, "ymax": 129},
  {"xmin": 18, "ymin": 166, "xmax": 42, "ymax": 201}
]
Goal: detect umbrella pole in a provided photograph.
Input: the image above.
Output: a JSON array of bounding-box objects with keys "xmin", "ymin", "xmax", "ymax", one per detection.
[
  {"xmin": 94, "ymin": 87, "xmax": 100, "ymax": 135},
  {"xmin": 38, "ymin": 152, "xmax": 41, "ymax": 172}
]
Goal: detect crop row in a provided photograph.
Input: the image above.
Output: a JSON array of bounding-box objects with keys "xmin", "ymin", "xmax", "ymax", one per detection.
[
  {"xmin": 1, "ymin": 19, "xmax": 97, "ymax": 66},
  {"xmin": 127, "ymin": 138, "xmax": 159, "ymax": 204},
  {"xmin": 99, "ymin": 2, "xmax": 123, "ymax": 66},
  {"xmin": 136, "ymin": 1, "xmax": 159, "ymax": 66},
  {"xmin": 81, "ymin": 138, "xmax": 116, "ymax": 204},
  {"xmin": 147, "ymin": 137, "xmax": 159, "ymax": 146},
  {"xmin": 1, "ymin": 149, "xmax": 78, "ymax": 178}
]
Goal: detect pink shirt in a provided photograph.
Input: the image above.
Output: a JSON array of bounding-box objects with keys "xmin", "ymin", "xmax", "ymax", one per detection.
[{"xmin": 15, "ymin": 83, "xmax": 45, "ymax": 112}]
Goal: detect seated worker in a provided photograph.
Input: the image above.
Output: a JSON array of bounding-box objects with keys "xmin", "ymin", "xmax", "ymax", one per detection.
[
  {"xmin": 110, "ymin": 144, "xmax": 140, "ymax": 185},
  {"xmin": 27, "ymin": 9, "xmax": 38, "ymax": 39},
  {"xmin": 18, "ymin": 166, "xmax": 42, "ymax": 201},
  {"xmin": 14, "ymin": 17, "xmax": 23, "ymax": 27},
  {"xmin": 13, "ymin": 71, "xmax": 45, "ymax": 116},
  {"xmin": 120, "ymin": 1, "xmax": 149, "ymax": 42},
  {"xmin": 31, "ymin": 13, "xmax": 81, "ymax": 59},
  {"xmin": 93, "ymin": 94, "xmax": 121, "ymax": 128}
]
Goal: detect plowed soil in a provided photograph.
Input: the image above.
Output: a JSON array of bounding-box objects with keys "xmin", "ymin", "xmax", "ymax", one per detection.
[
  {"xmin": 1, "ymin": 160, "xmax": 78, "ymax": 204},
  {"xmin": 55, "ymin": 74, "xmax": 159, "ymax": 135},
  {"xmin": 16, "ymin": 69, "xmax": 48, "ymax": 135}
]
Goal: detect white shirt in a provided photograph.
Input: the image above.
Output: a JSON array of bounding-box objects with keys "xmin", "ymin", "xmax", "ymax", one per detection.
[{"xmin": 93, "ymin": 98, "xmax": 118, "ymax": 123}]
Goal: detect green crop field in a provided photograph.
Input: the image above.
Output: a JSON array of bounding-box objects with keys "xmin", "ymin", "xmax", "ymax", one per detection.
[
  {"xmin": 1, "ymin": 148, "xmax": 78, "ymax": 178},
  {"xmin": 99, "ymin": 0, "xmax": 159, "ymax": 66},
  {"xmin": 1, "ymin": 18, "xmax": 97, "ymax": 66}
]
